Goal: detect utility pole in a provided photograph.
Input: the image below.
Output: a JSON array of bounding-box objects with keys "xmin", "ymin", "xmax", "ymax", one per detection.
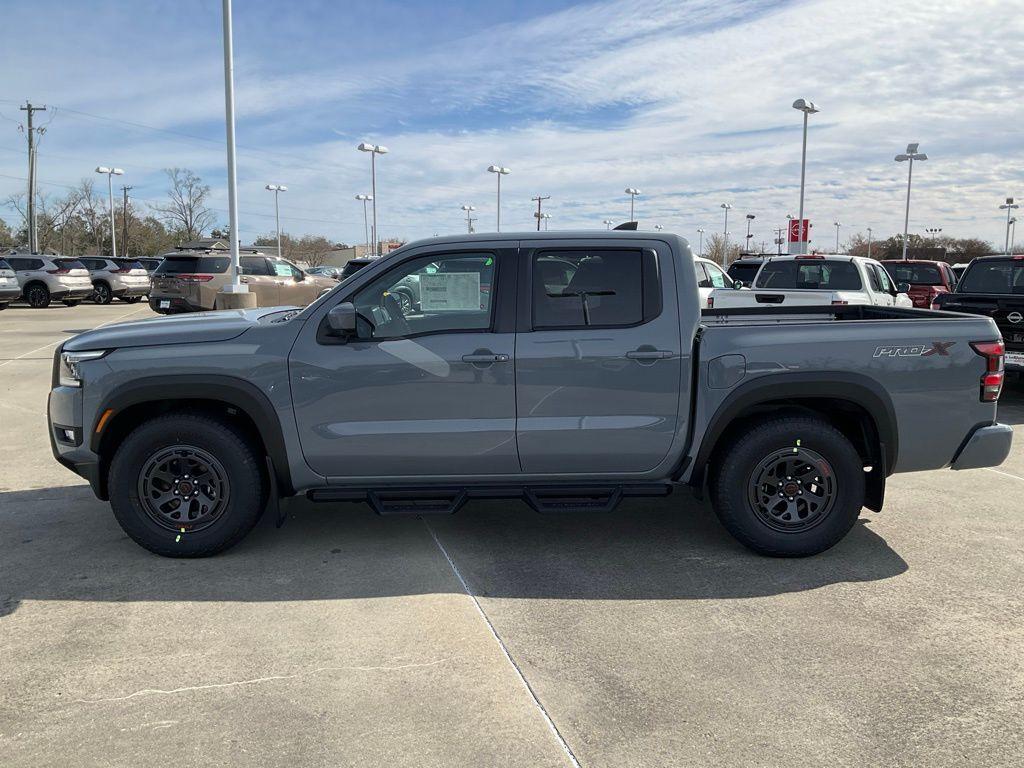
[
  {"xmin": 121, "ymin": 185, "xmax": 133, "ymax": 258},
  {"xmin": 774, "ymin": 227, "xmax": 784, "ymax": 256},
  {"xmin": 531, "ymin": 195, "xmax": 550, "ymax": 231},
  {"xmin": 20, "ymin": 102, "xmax": 47, "ymax": 253}
]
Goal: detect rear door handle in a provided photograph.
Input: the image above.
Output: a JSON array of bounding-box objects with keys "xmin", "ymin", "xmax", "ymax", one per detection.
[
  {"xmin": 462, "ymin": 353, "xmax": 509, "ymax": 363},
  {"xmin": 626, "ymin": 349, "xmax": 673, "ymax": 360}
]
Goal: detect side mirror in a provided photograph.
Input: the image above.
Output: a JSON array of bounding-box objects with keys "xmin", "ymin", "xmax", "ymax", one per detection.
[
  {"xmin": 295, "ymin": 271, "xmax": 305, "ymax": 281},
  {"xmin": 732, "ymin": 279, "xmax": 744, "ymax": 289},
  {"xmin": 327, "ymin": 302, "xmax": 357, "ymax": 335},
  {"xmin": 897, "ymin": 282, "xmax": 911, "ymax": 294}
]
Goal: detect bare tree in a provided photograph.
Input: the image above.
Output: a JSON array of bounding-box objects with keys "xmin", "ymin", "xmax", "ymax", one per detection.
[
  {"xmin": 73, "ymin": 179, "xmax": 107, "ymax": 253},
  {"xmin": 40, "ymin": 191, "xmax": 80, "ymax": 254},
  {"xmin": 151, "ymin": 168, "xmax": 216, "ymax": 240},
  {"xmin": 704, "ymin": 233, "xmax": 740, "ymax": 266}
]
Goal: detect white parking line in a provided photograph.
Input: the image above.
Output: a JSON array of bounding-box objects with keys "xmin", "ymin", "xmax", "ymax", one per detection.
[
  {"xmin": 985, "ymin": 467, "xmax": 1024, "ymax": 483},
  {"xmin": 0, "ymin": 306, "xmax": 149, "ymax": 369}
]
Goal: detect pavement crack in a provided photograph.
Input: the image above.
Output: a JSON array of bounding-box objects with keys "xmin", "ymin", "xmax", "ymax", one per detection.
[{"xmin": 423, "ymin": 518, "xmax": 583, "ymax": 768}]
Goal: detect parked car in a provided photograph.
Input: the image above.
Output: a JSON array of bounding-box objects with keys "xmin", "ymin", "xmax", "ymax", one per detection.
[
  {"xmin": 709, "ymin": 254, "xmax": 913, "ymax": 309},
  {"xmin": 79, "ymin": 257, "xmax": 151, "ymax": 304},
  {"xmin": 149, "ymin": 250, "xmax": 337, "ymax": 314},
  {"xmin": 0, "ymin": 257, "xmax": 21, "ymax": 309},
  {"xmin": 695, "ymin": 256, "xmax": 740, "ymax": 305},
  {"xmin": 726, "ymin": 255, "xmax": 767, "ymax": 287},
  {"xmin": 306, "ymin": 265, "xmax": 343, "ymax": 280},
  {"xmin": 49, "ymin": 232, "xmax": 1011, "ymax": 559},
  {"xmin": 879, "ymin": 259, "xmax": 957, "ymax": 309},
  {"xmin": 339, "ymin": 256, "xmax": 377, "ymax": 280},
  {"xmin": 933, "ymin": 254, "xmax": 1024, "ymax": 373},
  {"xmin": 6, "ymin": 254, "xmax": 93, "ymax": 307}
]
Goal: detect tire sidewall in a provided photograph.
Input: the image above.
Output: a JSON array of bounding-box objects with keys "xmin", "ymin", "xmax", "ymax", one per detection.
[
  {"xmin": 93, "ymin": 282, "xmax": 112, "ymax": 304},
  {"xmin": 109, "ymin": 415, "xmax": 265, "ymax": 557},
  {"xmin": 711, "ymin": 417, "xmax": 865, "ymax": 557},
  {"xmin": 27, "ymin": 284, "xmax": 50, "ymax": 308}
]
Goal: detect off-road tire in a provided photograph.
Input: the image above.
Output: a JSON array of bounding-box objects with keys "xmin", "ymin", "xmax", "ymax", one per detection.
[
  {"xmin": 109, "ymin": 412, "xmax": 267, "ymax": 557},
  {"xmin": 709, "ymin": 415, "xmax": 865, "ymax": 557}
]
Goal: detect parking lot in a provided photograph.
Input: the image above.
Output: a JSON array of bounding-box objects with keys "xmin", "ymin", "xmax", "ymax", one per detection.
[{"xmin": 1, "ymin": 303, "xmax": 1023, "ymax": 767}]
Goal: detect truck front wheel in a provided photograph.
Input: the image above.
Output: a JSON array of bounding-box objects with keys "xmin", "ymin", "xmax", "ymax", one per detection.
[
  {"xmin": 709, "ymin": 415, "xmax": 865, "ymax": 557},
  {"xmin": 108, "ymin": 413, "xmax": 267, "ymax": 557}
]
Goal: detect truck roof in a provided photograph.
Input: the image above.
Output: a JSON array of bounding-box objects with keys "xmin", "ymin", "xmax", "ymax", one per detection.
[{"xmin": 389, "ymin": 230, "xmax": 688, "ymax": 256}]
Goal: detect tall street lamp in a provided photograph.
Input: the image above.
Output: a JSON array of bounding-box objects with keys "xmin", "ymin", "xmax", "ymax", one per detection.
[
  {"xmin": 696, "ymin": 228, "xmax": 705, "ymax": 256},
  {"xmin": 895, "ymin": 142, "xmax": 927, "ymax": 260},
  {"xmin": 792, "ymin": 98, "xmax": 819, "ymax": 254},
  {"xmin": 354, "ymin": 194, "xmax": 372, "ymax": 256},
  {"xmin": 654, "ymin": 223, "xmax": 664, "ymax": 231},
  {"xmin": 925, "ymin": 227, "xmax": 942, "ymax": 239},
  {"xmin": 487, "ymin": 165, "xmax": 510, "ymax": 232},
  {"xmin": 624, "ymin": 188, "xmax": 641, "ymax": 221},
  {"xmin": 219, "ymin": 0, "xmax": 246, "ymax": 298},
  {"xmin": 461, "ymin": 204, "xmax": 476, "ymax": 234},
  {"xmin": 867, "ymin": 226, "xmax": 873, "ymax": 259},
  {"xmin": 1000, "ymin": 197, "xmax": 1020, "ymax": 255},
  {"xmin": 264, "ymin": 184, "xmax": 287, "ymax": 258},
  {"xmin": 1010, "ymin": 217, "xmax": 1017, "ymax": 254},
  {"xmin": 541, "ymin": 212, "xmax": 552, "ymax": 231},
  {"xmin": 603, "ymin": 219, "xmax": 614, "ymax": 230},
  {"xmin": 833, "ymin": 221, "xmax": 841, "ymax": 252},
  {"xmin": 358, "ymin": 142, "xmax": 388, "ymax": 256},
  {"xmin": 745, "ymin": 213, "xmax": 755, "ymax": 254},
  {"xmin": 95, "ymin": 166, "xmax": 123, "ymax": 258},
  {"xmin": 721, "ymin": 203, "xmax": 733, "ymax": 264}
]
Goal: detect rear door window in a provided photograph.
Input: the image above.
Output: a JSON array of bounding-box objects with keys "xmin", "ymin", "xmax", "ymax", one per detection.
[
  {"xmin": 533, "ymin": 249, "xmax": 649, "ymax": 328},
  {"xmin": 694, "ymin": 262, "xmax": 711, "ymax": 288},
  {"xmin": 240, "ymin": 256, "xmax": 273, "ymax": 276}
]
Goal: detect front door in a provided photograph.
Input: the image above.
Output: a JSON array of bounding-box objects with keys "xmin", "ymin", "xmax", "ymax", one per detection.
[
  {"xmin": 289, "ymin": 244, "xmax": 519, "ymax": 479},
  {"xmin": 515, "ymin": 241, "xmax": 683, "ymax": 474},
  {"xmin": 240, "ymin": 256, "xmax": 279, "ymax": 306}
]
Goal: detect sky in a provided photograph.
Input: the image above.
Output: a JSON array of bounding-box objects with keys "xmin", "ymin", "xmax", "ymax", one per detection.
[{"xmin": 1, "ymin": 0, "xmax": 1023, "ymax": 251}]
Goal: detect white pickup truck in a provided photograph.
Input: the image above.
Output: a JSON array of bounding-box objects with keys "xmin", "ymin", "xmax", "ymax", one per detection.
[{"xmin": 708, "ymin": 254, "xmax": 913, "ymax": 309}]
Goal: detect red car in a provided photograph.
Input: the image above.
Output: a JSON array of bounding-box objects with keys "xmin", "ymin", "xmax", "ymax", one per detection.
[{"xmin": 880, "ymin": 259, "xmax": 958, "ymax": 309}]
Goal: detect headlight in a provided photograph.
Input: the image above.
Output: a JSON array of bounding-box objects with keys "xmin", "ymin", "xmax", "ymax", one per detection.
[{"xmin": 59, "ymin": 349, "xmax": 108, "ymax": 387}]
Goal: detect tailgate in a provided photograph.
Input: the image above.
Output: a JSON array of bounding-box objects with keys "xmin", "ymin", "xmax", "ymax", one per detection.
[{"xmin": 710, "ymin": 288, "xmax": 840, "ymax": 308}]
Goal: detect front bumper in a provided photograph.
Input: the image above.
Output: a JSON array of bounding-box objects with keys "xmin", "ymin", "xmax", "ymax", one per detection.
[
  {"xmin": 950, "ymin": 423, "xmax": 1014, "ymax": 470},
  {"xmin": 47, "ymin": 369, "xmax": 106, "ymax": 499},
  {"xmin": 0, "ymin": 286, "xmax": 21, "ymax": 302}
]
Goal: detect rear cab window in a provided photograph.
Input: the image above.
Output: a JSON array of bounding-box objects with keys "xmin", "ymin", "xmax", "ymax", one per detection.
[
  {"xmin": 959, "ymin": 259, "xmax": 1024, "ymax": 294},
  {"xmin": 532, "ymin": 248, "xmax": 658, "ymax": 328},
  {"xmin": 755, "ymin": 259, "xmax": 863, "ymax": 291}
]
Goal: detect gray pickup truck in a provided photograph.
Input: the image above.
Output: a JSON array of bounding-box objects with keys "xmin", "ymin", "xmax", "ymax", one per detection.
[{"xmin": 48, "ymin": 232, "xmax": 1013, "ymax": 558}]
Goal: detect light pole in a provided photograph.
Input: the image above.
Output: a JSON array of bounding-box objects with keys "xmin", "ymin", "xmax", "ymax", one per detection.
[
  {"xmin": 1010, "ymin": 217, "xmax": 1017, "ymax": 254},
  {"xmin": 745, "ymin": 214, "xmax": 755, "ymax": 254},
  {"xmin": 355, "ymin": 194, "xmax": 372, "ymax": 256},
  {"xmin": 220, "ymin": 0, "xmax": 245, "ymax": 297},
  {"xmin": 867, "ymin": 226, "xmax": 873, "ymax": 259},
  {"xmin": 603, "ymin": 219, "xmax": 614, "ymax": 230},
  {"xmin": 624, "ymin": 188, "xmax": 641, "ymax": 221},
  {"xmin": 264, "ymin": 184, "xmax": 287, "ymax": 258},
  {"xmin": 999, "ymin": 198, "xmax": 1020, "ymax": 255},
  {"xmin": 696, "ymin": 228, "xmax": 705, "ymax": 256},
  {"xmin": 895, "ymin": 142, "xmax": 927, "ymax": 260},
  {"xmin": 792, "ymin": 98, "xmax": 819, "ymax": 254},
  {"xmin": 785, "ymin": 213, "xmax": 794, "ymax": 254},
  {"xmin": 541, "ymin": 213, "xmax": 552, "ymax": 231},
  {"xmin": 94, "ymin": 166, "xmax": 123, "ymax": 258},
  {"xmin": 358, "ymin": 142, "xmax": 388, "ymax": 256},
  {"xmin": 833, "ymin": 221, "xmax": 841, "ymax": 252},
  {"xmin": 925, "ymin": 227, "xmax": 942, "ymax": 240},
  {"xmin": 487, "ymin": 165, "xmax": 510, "ymax": 231},
  {"xmin": 461, "ymin": 204, "xmax": 476, "ymax": 234},
  {"xmin": 721, "ymin": 203, "xmax": 732, "ymax": 264}
]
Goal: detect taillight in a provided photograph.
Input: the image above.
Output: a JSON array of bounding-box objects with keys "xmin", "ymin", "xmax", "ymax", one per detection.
[
  {"xmin": 176, "ymin": 274, "xmax": 215, "ymax": 282},
  {"xmin": 706, "ymin": 296, "xmax": 714, "ymax": 308},
  {"xmin": 970, "ymin": 340, "xmax": 1004, "ymax": 402},
  {"xmin": 47, "ymin": 268, "xmax": 70, "ymax": 275}
]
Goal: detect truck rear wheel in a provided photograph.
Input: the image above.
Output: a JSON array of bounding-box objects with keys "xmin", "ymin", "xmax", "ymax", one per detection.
[
  {"xmin": 709, "ymin": 415, "xmax": 865, "ymax": 557},
  {"xmin": 108, "ymin": 412, "xmax": 267, "ymax": 557}
]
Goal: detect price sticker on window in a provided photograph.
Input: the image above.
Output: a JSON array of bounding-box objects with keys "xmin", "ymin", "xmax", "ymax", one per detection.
[{"xmin": 419, "ymin": 272, "xmax": 481, "ymax": 311}]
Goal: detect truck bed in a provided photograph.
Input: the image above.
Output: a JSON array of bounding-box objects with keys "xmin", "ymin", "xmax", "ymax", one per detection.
[{"xmin": 701, "ymin": 304, "xmax": 966, "ymax": 325}]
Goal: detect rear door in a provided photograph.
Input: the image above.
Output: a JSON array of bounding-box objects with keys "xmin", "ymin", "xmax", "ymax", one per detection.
[
  {"xmin": 515, "ymin": 239, "xmax": 683, "ymax": 474},
  {"xmin": 240, "ymin": 256, "xmax": 279, "ymax": 306},
  {"xmin": 289, "ymin": 242, "xmax": 519, "ymax": 479}
]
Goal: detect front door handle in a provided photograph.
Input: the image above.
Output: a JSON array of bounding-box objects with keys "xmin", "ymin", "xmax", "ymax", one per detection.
[
  {"xmin": 462, "ymin": 352, "xmax": 510, "ymax": 363},
  {"xmin": 626, "ymin": 349, "xmax": 673, "ymax": 360}
]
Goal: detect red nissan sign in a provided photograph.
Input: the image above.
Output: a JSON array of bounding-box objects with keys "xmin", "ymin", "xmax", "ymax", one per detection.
[{"xmin": 788, "ymin": 219, "xmax": 811, "ymax": 242}]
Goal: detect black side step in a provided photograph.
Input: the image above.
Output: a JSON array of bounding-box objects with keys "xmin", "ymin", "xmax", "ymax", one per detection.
[{"xmin": 306, "ymin": 483, "xmax": 672, "ymax": 515}]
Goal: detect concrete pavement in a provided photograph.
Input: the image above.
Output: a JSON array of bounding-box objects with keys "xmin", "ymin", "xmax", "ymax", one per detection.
[{"xmin": 1, "ymin": 303, "xmax": 1022, "ymax": 766}]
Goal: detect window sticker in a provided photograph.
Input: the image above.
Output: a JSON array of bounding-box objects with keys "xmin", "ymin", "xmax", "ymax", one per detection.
[{"xmin": 419, "ymin": 272, "xmax": 481, "ymax": 311}]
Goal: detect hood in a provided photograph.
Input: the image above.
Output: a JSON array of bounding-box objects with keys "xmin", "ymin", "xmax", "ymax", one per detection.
[{"xmin": 63, "ymin": 306, "xmax": 295, "ymax": 352}]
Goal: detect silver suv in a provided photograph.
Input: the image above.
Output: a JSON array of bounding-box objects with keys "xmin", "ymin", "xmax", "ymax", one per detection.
[
  {"xmin": 0, "ymin": 258, "xmax": 20, "ymax": 310},
  {"xmin": 6, "ymin": 254, "xmax": 94, "ymax": 307},
  {"xmin": 79, "ymin": 257, "xmax": 151, "ymax": 304}
]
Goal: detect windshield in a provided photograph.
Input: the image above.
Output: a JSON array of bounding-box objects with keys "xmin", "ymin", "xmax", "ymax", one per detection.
[
  {"xmin": 156, "ymin": 256, "xmax": 231, "ymax": 274},
  {"xmin": 882, "ymin": 262, "xmax": 943, "ymax": 286},
  {"xmin": 958, "ymin": 259, "xmax": 1024, "ymax": 294},
  {"xmin": 754, "ymin": 259, "xmax": 863, "ymax": 290},
  {"xmin": 0, "ymin": 259, "xmax": 10, "ymax": 270}
]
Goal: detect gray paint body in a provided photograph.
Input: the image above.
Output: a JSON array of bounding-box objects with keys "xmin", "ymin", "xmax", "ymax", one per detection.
[{"xmin": 53, "ymin": 231, "xmax": 1010, "ymax": 497}]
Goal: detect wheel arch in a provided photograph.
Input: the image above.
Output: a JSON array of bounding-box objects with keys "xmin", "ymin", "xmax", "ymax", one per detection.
[
  {"xmin": 92, "ymin": 375, "xmax": 293, "ymax": 500},
  {"xmin": 687, "ymin": 373, "xmax": 897, "ymax": 511}
]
